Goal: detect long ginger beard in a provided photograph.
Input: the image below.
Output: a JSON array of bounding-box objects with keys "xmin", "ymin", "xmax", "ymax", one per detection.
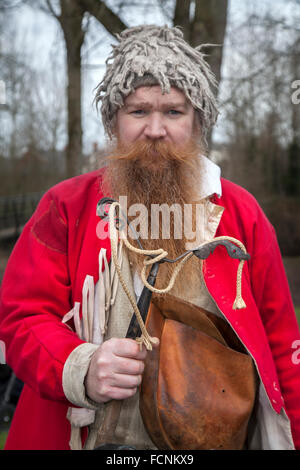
[{"xmin": 101, "ymin": 139, "xmax": 205, "ymax": 296}]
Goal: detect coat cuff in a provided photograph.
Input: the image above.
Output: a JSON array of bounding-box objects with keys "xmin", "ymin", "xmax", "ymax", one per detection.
[{"xmin": 62, "ymin": 342, "xmax": 99, "ymax": 409}]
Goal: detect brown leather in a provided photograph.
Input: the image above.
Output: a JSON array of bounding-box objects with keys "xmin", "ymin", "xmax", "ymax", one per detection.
[{"xmin": 139, "ymin": 294, "xmax": 257, "ymax": 450}]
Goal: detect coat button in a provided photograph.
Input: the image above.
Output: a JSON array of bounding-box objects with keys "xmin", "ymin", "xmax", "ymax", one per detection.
[
  {"xmin": 206, "ymin": 272, "xmax": 215, "ymax": 279},
  {"xmin": 273, "ymin": 381, "xmax": 279, "ymax": 392}
]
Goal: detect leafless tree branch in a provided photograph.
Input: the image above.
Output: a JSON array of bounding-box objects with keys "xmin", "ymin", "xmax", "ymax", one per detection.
[
  {"xmin": 45, "ymin": 0, "xmax": 60, "ymax": 20},
  {"xmin": 78, "ymin": 0, "xmax": 127, "ymax": 36}
]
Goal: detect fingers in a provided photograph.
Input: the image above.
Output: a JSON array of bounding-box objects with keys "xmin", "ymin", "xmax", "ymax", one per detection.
[
  {"xmin": 85, "ymin": 338, "xmax": 149, "ymax": 404},
  {"xmin": 103, "ymin": 385, "xmax": 138, "ymax": 401},
  {"xmin": 93, "ymin": 371, "xmax": 142, "ymax": 402},
  {"xmin": 110, "ymin": 372, "xmax": 143, "ymax": 389},
  {"xmin": 108, "ymin": 338, "xmax": 147, "ymax": 361},
  {"xmin": 110, "ymin": 355, "xmax": 145, "ymax": 376},
  {"xmin": 99, "ymin": 338, "xmax": 146, "ymax": 375}
]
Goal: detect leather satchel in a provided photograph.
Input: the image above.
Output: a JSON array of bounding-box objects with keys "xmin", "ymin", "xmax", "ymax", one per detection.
[{"xmin": 139, "ymin": 294, "xmax": 258, "ymax": 450}]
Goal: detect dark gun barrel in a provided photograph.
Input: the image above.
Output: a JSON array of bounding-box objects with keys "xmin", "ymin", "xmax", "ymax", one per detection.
[{"xmin": 93, "ymin": 199, "xmax": 251, "ymax": 450}]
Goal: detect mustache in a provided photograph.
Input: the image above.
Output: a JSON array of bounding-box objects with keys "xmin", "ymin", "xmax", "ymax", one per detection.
[{"xmin": 105, "ymin": 140, "xmax": 200, "ymax": 170}]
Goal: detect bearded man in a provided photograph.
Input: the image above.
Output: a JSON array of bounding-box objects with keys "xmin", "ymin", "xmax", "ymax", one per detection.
[{"xmin": 0, "ymin": 25, "xmax": 300, "ymax": 451}]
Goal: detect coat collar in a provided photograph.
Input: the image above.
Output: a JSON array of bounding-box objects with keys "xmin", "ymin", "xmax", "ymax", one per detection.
[{"xmin": 197, "ymin": 155, "xmax": 222, "ymax": 200}]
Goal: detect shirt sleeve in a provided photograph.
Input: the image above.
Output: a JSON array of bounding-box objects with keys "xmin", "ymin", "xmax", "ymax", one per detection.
[
  {"xmin": 0, "ymin": 190, "xmax": 85, "ymax": 405},
  {"xmin": 250, "ymin": 218, "xmax": 300, "ymax": 449}
]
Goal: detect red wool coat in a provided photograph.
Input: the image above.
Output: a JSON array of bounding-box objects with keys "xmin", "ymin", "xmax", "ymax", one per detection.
[{"xmin": 0, "ymin": 169, "xmax": 299, "ymax": 450}]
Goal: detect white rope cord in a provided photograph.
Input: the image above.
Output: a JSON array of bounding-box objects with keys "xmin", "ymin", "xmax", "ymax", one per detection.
[
  {"xmin": 140, "ymin": 250, "xmax": 194, "ymax": 294},
  {"xmin": 108, "ymin": 202, "xmax": 248, "ymax": 349},
  {"xmin": 139, "ymin": 235, "xmax": 247, "ymax": 309},
  {"xmin": 108, "ymin": 202, "xmax": 159, "ymax": 350}
]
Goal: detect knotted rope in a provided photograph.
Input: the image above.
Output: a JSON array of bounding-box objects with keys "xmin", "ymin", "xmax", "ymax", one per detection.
[{"xmin": 108, "ymin": 202, "xmax": 248, "ymax": 351}]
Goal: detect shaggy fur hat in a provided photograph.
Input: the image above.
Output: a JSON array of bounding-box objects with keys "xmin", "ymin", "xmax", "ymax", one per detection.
[{"xmin": 94, "ymin": 25, "xmax": 219, "ymax": 138}]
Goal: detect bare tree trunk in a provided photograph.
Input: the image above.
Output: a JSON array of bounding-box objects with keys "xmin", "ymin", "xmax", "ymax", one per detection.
[
  {"xmin": 57, "ymin": 0, "xmax": 127, "ymax": 177},
  {"xmin": 43, "ymin": 0, "xmax": 126, "ymax": 178},
  {"xmin": 58, "ymin": 0, "xmax": 85, "ymax": 177},
  {"xmin": 191, "ymin": 0, "xmax": 228, "ymax": 85},
  {"xmin": 173, "ymin": 0, "xmax": 228, "ymax": 87},
  {"xmin": 173, "ymin": 0, "xmax": 228, "ymax": 148},
  {"xmin": 173, "ymin": 0, "xmax": 192, "ymax": 41}
]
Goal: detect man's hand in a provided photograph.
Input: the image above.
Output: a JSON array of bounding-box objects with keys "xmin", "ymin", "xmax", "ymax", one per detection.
[{"xmin": 85, "ymin": 338, "xmax": 148, "ymax": 404}]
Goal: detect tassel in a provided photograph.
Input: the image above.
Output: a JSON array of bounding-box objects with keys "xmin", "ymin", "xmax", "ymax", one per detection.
[
  {"xmin": 233, "ymin": 260, "xmax": 247, "ymax": 310},
  {"xmin": 233, "ymin": 297, "xmax": 246, "ymax": 310}
]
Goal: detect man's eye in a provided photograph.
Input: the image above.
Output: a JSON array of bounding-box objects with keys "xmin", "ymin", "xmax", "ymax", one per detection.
[
  {"xmin": 168, "ymin": 109, "xmax": 181, "ymax": 115},
  {"xmin": 131, "ymin": 109, "xmax": 145, "ymax": 115}
]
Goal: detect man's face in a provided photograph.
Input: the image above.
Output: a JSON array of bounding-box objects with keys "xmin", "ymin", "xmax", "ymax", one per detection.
[
  {"xmin": 105, "ymin": 86, "xmax": 203, "ymax": 293},
  {"xmin": 115, "ymin": 86, "xmax": 196, "ymax": 147}
]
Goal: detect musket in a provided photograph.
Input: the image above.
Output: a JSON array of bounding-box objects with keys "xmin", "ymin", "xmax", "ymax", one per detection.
[{"xmin": 92, "ymin": 198, "xmax": 250, "ymax": 450}]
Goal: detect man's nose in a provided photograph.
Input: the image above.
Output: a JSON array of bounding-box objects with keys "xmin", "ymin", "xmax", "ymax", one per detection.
[{"xmin": 144, "ymin": 113, "xmax": 167, "ymax": 139}]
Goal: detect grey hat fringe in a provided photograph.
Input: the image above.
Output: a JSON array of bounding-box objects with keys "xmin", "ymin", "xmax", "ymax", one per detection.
[{"xmin": 94, "ymin": 25, "xmax": 219, "ymax": 138}]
